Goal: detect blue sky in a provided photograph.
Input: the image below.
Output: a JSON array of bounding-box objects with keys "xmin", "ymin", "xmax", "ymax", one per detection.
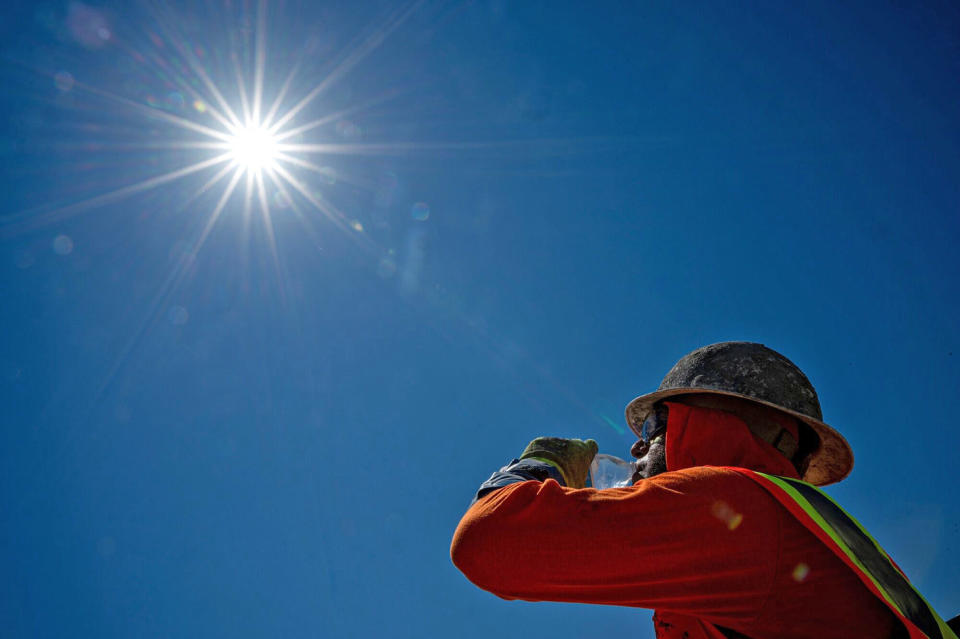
[{"xmin": 2, "ymin": 1, "xmax": 959, "ymax": 637}]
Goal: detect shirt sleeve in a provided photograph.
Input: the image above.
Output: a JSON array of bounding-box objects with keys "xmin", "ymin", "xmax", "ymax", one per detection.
[{"xmin": 450, "ymin": 466, "xmax": 781, "ymax": 627}]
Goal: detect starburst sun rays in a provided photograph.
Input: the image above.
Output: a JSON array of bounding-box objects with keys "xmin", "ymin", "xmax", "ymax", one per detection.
[
  {"xmin": 0, "ymin": 0, "xmax": 431, "ymax": 403},
  {"xmin": 5, "ymin": 0, "xmax": 427, "ymax": 266}
]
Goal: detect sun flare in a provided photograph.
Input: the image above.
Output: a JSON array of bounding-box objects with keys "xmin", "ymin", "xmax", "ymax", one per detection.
[
  {"xmin": 227, "ymin": 123, "xmax": 279, "ymax": 174},
  {"xmin": 10, "ymin": 0, "xmax": 424, "ymax": 265}
]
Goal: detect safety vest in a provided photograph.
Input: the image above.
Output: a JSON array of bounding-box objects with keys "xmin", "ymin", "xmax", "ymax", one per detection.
[{"xmin": 729, "ymin": 468, "xmax": 957, "ymax": 639}]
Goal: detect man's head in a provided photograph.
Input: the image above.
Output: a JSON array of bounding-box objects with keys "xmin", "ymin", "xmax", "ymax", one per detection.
[{"xmin": 625, "ymin": 342, "xmax": 853, "ymax": 485}]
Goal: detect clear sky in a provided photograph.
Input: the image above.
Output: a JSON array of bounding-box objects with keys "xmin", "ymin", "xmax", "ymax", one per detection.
[{"xmin": 2, "ymin": 1, "xmax": 959, "ymax": 637}]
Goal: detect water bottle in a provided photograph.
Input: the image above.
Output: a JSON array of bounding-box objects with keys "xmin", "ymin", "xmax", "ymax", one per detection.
[{"xmin": 588, "ymin": 453, "xmax": 637, "ymax": 489}]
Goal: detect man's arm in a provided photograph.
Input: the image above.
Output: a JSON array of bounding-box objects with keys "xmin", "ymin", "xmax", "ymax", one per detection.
[{"xmin": 451, "ymin": 466, "xmax": 779, "ymax": 625}]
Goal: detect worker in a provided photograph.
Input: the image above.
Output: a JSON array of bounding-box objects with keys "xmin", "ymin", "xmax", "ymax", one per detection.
[{"xmin": 451, "ymin": 342, "xmax": 958, "ymax": 639}]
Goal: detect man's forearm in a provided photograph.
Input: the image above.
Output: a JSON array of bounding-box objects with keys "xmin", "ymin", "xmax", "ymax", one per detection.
[{"xmin": 472, "ymin": 458, "xmax": 567, "ymax": 503}]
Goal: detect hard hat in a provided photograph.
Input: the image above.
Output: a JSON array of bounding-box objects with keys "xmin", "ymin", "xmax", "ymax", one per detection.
[{"xmin": 625, "ymin": 342, "xmax": 853, "ymax": 485}]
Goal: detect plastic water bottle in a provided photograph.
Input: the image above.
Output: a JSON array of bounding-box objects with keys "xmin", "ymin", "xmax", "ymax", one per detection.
[{"xmin": 588, "ymin": 454, "xmax": 637, "ymax": 489}]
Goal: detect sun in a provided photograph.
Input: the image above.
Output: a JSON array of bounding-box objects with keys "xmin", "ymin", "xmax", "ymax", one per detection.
[{"xmin": 227, "ymin": 123, "xmax": 279, "ymax": 174}]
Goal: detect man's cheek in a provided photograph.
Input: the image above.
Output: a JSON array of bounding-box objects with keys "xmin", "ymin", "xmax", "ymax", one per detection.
[{"xmin": 645, "ymin": 445, "xmax": 668, "ymax": 477}]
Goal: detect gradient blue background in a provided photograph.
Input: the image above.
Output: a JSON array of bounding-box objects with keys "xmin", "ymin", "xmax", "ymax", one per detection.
[{"xmin": 2, "ymin": 1, "xmax": 959, "ymax": 637}]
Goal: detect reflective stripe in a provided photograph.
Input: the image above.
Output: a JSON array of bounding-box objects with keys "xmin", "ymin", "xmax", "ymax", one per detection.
[
  {"xmin": 755, "ymin": 472, "xmax": 956, "ymax": 639},
  {"xmin": 762, "ymin": 476, "xmax": 906, "ymax": 617}
]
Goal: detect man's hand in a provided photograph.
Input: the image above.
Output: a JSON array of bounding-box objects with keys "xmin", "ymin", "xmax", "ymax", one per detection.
[{"xmin": 520, "ymin": 437, "xmax": 599, "ymax": 488}]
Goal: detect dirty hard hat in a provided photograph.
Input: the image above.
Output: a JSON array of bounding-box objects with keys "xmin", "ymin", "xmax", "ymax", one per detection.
[{"xmin": 625, "ymin": 341, "xmax": 853, "ymax": 485}]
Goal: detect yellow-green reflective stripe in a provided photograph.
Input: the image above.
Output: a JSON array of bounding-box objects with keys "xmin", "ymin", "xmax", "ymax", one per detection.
[
  {"xmin": 759, "ymin": 474, "xmax": 902, "ymax": 614},
  {"xmin": 799, "ymin": 483, "xmax": 960, "ymax": 639},
  {"xmin": 938, "ymin": 617, "xmax": 959, "ymax": 639},
  {"xmin": 758, "ymin": 473, "xmax": 958, "ymax": 639},
  {"xmin": 791, "ymin": 488, "xmax": 960, "ymax": 639},
  {"xmin": 773, "ymin": 475, "xmax": 897, "ymax": 569}
]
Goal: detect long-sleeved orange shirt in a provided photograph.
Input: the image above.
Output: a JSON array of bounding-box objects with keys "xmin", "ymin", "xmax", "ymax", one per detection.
[
  {"xmin": 451, "ymin": 467, "xmax": 902, "ymax": 638},
  {"xmin": 452, "ymin": 402, "xmax": 908, "ymax": 639}
]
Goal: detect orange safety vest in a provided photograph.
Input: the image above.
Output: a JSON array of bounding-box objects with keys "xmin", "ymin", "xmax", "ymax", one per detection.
[{"xmin": 729, "ymin": 469, "xmax": 957, "ymax": 639}]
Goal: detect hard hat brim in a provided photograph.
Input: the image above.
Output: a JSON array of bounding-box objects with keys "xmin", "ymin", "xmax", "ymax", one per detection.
[{"xmin": 625, "ymin": 388, "xmax": 854, "ymax": 486}]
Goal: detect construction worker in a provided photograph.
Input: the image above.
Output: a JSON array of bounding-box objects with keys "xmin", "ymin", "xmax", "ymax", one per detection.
[{"xmin": 451, "ymin": 342, "xmax": 958, "ymax": 639}]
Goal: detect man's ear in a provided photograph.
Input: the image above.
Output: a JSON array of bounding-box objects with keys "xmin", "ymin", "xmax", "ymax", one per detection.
[{"xmin": 793, "ymin": 422, "xmax": 818, "ymax": 476}]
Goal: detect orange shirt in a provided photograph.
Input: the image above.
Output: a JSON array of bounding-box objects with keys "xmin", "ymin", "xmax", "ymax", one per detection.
[{"xmin": 451, "ymin": 466, "xmax": 902, "ymax": 639}]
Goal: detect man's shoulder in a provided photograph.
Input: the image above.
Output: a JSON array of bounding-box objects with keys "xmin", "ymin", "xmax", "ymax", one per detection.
[
  {"xmin": 650, "ymin": 465, "xmax": 769, "ymax": 485},
  {"xmin": 640, "ymin": 466, "xmax": 781, "ymax": 506}
]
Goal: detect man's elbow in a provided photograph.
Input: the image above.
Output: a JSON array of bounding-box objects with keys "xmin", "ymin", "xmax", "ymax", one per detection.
[{"xmin": 450, "ymin": 508, "xmax": 515, "ymax": 596}]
